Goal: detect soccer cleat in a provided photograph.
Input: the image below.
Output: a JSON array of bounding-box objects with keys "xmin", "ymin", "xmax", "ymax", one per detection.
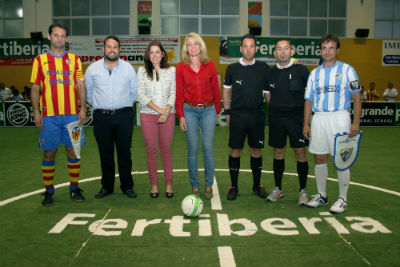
[
  {"xmin": 252, "ymin": 185, "xmax": 267, "ymax": 199},
  {"xmin": 298, "ymin": 189, "xmax": 308, "ymax": 206},
  {"xmin": 70, "ymin": 188, "xmax": 85, "ymax": 202},
  {"xmin": 266, "ymin": 187, "xmax": 284, "ymax": 202},
  {"xmin": 227, "ymin": 187, "xmax": 238, "ymax": 200},
  {"xmin": 42, "ymin": 191, "xmax": 54, "ymax": 207},
  {"xmin": 306, "ymin": 193, "xmax": 328, "ymax": 208},
  {"xmin": 329, "ymin": 198, "xmax": 348, "ymax": 214}
]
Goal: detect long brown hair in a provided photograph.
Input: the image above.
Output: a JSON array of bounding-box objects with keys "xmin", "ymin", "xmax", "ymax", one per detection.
[{"xmin": 144, "ymin": 41, "xmax": 169, "ymax": 81}]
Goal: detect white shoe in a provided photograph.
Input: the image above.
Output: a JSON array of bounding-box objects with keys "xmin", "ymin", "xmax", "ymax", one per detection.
[
  {"xmin": 266, "ymin": 187, "xmax": 284, "ymax": 202},
  {"xmin": 329, "ymin": 198, "xmax": 348, "ymax": 214},
  {"xmin": 306, "ymin": 193, "xmax": 328, "ymax": 208},
  {"xmin": 298, "ymin": 189, "xmax": 308, "ymax": 206}
]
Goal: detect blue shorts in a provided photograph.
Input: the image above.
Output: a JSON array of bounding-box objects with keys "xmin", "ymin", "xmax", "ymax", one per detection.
[{"xmin": 39, "ymin": 115, "xmax": 85, "ymax": 151}]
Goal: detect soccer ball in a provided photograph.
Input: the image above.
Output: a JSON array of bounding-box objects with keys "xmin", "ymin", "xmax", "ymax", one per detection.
[{"xmin": 181, "ymin": 194, "xmax": 203, "ymax": 217}]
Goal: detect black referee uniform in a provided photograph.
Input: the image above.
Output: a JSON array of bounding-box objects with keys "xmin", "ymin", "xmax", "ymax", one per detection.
[
  {"xmin": 267, "ymin": 62, "xmax": 309, "ymax": 191},
  {"xmin": 224, "ymin": 59, "xmax": 269, "ymax": 196}
]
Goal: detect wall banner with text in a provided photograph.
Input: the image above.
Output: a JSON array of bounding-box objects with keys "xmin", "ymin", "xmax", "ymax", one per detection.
[
  {"xmin": 220, "ymin": 36, "xmax": 321, "ymax": 65},
  {"xmin": 0, "ymin": 37, "xmax": 180, "ymax": 65}
]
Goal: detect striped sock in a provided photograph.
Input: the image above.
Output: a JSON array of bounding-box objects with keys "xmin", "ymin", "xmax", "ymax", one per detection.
[
  {"xmin": 42, "ymin": 160, "xmax": 55, "ymax": 193},
  {"xmin": 67, "ymin": 158, "xmax": 80, "ymax": 191}
]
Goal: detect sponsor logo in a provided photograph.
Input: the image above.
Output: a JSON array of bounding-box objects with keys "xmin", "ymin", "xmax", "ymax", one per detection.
[
  {"xmin": 235, "ymin": 80, "xmax": 242, "ymax": 86},
  {"xmin": 48, "ymin": 213, "xmax": 392, "ymax": 237},
  {"xmin": 6, "ymin": 103, "xmax": 30, "ymax": 126}
]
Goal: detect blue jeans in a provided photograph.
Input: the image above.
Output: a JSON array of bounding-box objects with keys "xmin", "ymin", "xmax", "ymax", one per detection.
[{"xmin": 183, "ymin": 103, "xmax": 217, "ymax": 188}]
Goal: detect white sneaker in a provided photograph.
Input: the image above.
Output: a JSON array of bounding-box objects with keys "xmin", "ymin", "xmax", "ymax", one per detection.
[
  {"xmin": 329, "ymin": 198, "xmax": 348, "ymax": 214},
  {"xmin": 298, "ymin": 189, "xmax": 308, "ymax": 206},
  {"xmin": 266, "ymin": 187, "xmax": 284, "ymax": 202},
  {"xmin": 306, "ymin": 193, "xmax": 328, "ymax": 208}
]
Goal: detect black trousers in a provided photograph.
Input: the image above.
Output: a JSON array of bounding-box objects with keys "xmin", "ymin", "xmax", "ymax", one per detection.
[{"xmin": 93, "ymin": 108, "xmax": 134, "ymax": 193}]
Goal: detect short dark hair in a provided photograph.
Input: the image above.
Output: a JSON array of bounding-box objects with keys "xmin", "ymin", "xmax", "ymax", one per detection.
[
  {"xmin": 48, "ymin": 23, "xmax": 69, "ymax": 37},
  {"xmin": 319, "ymin": 34, "xmax": 340, "ymax": 49},
  {"xmin": 241, "ymin": 34, "xmax": 256, "ymax": 46},
  {"xmin": 104, "ymin": 35, "xmax": 120, "ymax": 47}
]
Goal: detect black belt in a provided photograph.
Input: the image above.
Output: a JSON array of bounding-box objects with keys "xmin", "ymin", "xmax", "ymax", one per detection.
[
  {"xmin": 96, "ymin": 107, "xmax": 132, "ymax": 115},
  {"xmin": 184, "ymin": 101, "xmax": 214, "ymax": 108}
]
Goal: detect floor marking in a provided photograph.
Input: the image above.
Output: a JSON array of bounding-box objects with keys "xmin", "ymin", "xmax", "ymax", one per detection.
[
  {"xmin": 69, "ymin": 208, "xmax": 112, "ymax": 266},
  {"xmin": 211, "ymin": 175, "xmax": 223, "ymax": 210},
  {"xmin": 218, "ymin": 246, "xmax": 236, "ymax": 267},
  {"xmin": 1, "ymin": 169, "xmax": 399, "ymax": 207},
  {"xmin": 337, "ymin": 232, "xmax": 372, "ymax": 266}
]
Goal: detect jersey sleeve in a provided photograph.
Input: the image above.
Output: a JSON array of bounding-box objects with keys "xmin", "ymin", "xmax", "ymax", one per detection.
[
  {"xmin": 30, "ymin": 57, "xmax": 42, "ymax": 85},
  {"xmin": 75, "ymin": 56, "xmax": 84, "ymax": 81},
  {"xmin": 223, "ymin": 64, "xmax": 233, "ymax": 88}
]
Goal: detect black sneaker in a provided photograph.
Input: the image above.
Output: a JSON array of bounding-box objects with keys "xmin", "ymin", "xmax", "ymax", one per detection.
[
  {"xmin": 70, "ymin": 188, "xmax": 85, "ymax": 202},
  {"xmin": 252, "ymin": 185, "xmax": 267, "ymax": 199},
  {"xmin": 42, "ymin": 192, "xmax": 54, "ymax": 206},
  {"xmin": 227, "ymin": 187, "xmax": 238, "ymax": 200}
]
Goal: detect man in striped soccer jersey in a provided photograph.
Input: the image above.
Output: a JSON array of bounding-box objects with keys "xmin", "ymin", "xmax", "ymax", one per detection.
[
  {"xmin": 30, "ymin": 23, "xmax": 87, "ymax": 207},
  {"xmin": 303, "ymin": 34, "xmax": 362, "ymax": 214}
]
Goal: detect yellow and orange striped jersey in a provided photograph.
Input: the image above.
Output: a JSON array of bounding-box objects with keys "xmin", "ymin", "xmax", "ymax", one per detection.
[{"xmin": 30, "ymin": 51, "xmax": 84, "ymax": 117}]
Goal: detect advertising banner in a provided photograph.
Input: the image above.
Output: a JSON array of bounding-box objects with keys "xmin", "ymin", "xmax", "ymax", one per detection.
[
  {"xmin": 382, "ymin": 40, "xmax": 400, "ymax": 66},
  {"xmin": 0, "ymin": 37, "xmax": 180, "ymax": 65},
  {"xmin": 0, "ymin": 102, "xmax": 4, "ymax": 126},
  {"xmin": 220, "ymin": 37, "xmax": 321, "ymax": 65},
  {"xmin": 0, "ymin": 39, "xmax": 49, "ymax": 65},
  {"xmin": 359, "ymin": 102, "xmax": 396, "ymax": 126}
]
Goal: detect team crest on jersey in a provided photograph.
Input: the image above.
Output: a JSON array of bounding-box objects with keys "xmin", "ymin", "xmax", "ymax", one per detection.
[
  {"xmin": 349, "ymin": 80, "xmax": 360, "ymax": 91},
  {"xmin": 66, "ymin": 58, "xmax": 72, "ymax": 65}
]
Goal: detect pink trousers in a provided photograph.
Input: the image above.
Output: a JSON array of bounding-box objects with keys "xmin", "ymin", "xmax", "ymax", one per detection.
[{"xmin": 140, "ymin": 113, "xmax": 175, "ymax": 186}]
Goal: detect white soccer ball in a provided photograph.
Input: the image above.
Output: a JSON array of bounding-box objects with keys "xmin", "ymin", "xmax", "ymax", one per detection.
[{"xmin": 181, "ymin": 194, "xmax": 203, "ymax": 217}]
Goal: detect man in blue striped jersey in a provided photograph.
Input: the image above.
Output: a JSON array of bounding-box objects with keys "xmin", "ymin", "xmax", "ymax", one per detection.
[{"xmin": 302, "ymin": 34, "xmax": 362, "ymax": 214}]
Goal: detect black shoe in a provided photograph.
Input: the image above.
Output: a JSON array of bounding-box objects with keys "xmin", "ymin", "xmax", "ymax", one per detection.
[
  {"xmin": 252, "ymin": 185, "xmax": 267, "ymax": 199},
  {"xmin": 227, "ymin": 187, "xmax": 238, "ymax": 200},
  {"xmin": 70, "ymin": 188, "xmax": 85, "ymax": 202},
  {"xmin": 150, "ymin": 192, "xmax": 159, "ymax": 198},
  {"xmin": 165, "ymin": 192, "xmax": 174, "ymax": 198},
  {"xmin": 95, "ymin": 188, "xmax": 112, "ymax": 198},
  {"xmin": 42, "ymin": 191, "xmax": 54, "ymax": 206},
  {"xmin": 125, "ymin": 188, "xmax": 137, "ymax": 198}
]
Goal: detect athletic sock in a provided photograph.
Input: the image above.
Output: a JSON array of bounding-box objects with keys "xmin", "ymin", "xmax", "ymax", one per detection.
[
  {"xmin": 42, "ymin": 160, "xmax": 55, "ymax": 193},
  {"xmin": 273, "ymin": 158, "xmax": 284, "ymax": 190},
  {"xmin": 229, "ymin": 156, "xmax": 240, "ymax": 188},
  {"xmin": 297, "ymin": 161, "xmax": 309, "ymax": 191},
  {"xmin": 251, "ymin": 156, "xmax": 262, "ymax": 188},
  {"xmin": 315, "ymin": 164, "xmax": 328, "ymax": 198},
  {"xmin": 337, "ymin": 169, "xmax": 350, "ymax": 202},
  {"xmin": 67, "ymin": 158, "xmax": 80, "ymax": 191}
]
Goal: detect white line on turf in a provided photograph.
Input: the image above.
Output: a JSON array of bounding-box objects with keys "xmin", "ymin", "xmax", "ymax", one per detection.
[
  {"xmin": 69, "ymin": 208, "xmax": 112, "ymax": 266},
  {"xmin": 218, "ymin": 246, "xmax": 237, "ymax": 267},
  {"xmin": 212, "ymin": 175, "xmax": 223, "ymax": 210},
  {"xmin": 1, "ymin": 169, "xmax": 400, "ymax": 207},
  {"xmin": 337, "ymin": 232, "xmax": 372, "ymax": 266}
]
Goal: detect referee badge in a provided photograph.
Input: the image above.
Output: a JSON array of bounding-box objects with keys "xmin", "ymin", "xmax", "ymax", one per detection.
[{"xmin": 333, "ymin": 131, "xmax": 362, "ymax": 171}]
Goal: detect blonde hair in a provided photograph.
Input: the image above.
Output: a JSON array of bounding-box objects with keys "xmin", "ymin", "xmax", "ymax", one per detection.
[{"xmin": 181, "ymin": 32, "xmax": 210, "ymax": 65}]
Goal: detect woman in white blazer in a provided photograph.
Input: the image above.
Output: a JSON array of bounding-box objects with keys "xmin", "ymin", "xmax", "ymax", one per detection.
[{"xmin": 137, "ymin": 41, "xmax": 176, "ymax": 198}]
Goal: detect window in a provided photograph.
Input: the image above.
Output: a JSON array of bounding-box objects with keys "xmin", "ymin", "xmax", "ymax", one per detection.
[
  {"xmin": 52, "ymin": 0, "xmax": 130, "ymax": 36},
  {"xmin": 375, "ymin": 0, "xmax": 400, "ymax": 38},
  {"xmin": 270, "ymin": 0, "xmax": 346, "ymax": 37},
  {"xmin": 160, "ymin": 0, "xmax": 240, "ymax": 36},
  {"xmin": 0, "ymin": 0, "xmax": 23, "ymax": 37}
]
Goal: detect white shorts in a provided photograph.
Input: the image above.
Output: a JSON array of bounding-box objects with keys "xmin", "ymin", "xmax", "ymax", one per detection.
[{"xmin": 309, "ymin": 110, "xmax": 351, "ymax": 156}]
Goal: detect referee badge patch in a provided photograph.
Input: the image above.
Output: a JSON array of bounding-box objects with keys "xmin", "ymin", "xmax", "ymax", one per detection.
[{"xmin": 349, "ymin": 80, "xmax": 360, "ymax": 91}]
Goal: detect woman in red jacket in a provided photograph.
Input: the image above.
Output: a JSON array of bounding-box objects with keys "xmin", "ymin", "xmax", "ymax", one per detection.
[{"xmin": 175, "ymin": 32, "xmax": 221, "ymax": 200}]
